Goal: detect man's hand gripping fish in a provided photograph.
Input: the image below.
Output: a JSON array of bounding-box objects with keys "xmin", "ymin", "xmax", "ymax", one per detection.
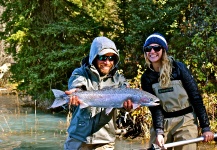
[{"xmin": 49, "ymin": 87, "xmax": 160, "ymax": 114}]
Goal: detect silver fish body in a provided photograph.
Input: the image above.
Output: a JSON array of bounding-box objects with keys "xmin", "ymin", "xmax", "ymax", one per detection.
[{"xmin": 49, "ymin": 87, "xmax": 160, "ymax": 114}]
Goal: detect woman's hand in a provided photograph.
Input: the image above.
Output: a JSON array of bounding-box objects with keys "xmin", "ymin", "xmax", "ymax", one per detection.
[
  {"xmin": 156, "ymin": 134, "xmax": 165, "ymax": 148},
  {"xmin": 202, "ymin": 131, "xmax": 214, "ymax": 142}
]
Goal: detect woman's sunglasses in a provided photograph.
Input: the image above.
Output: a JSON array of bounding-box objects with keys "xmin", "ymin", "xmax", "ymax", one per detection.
[
  {"xmin": 143, "ymin": 45, "xmax": 163, "ymax": 52},
  {"xmin": 97, "ymin": 55, "xmax": 116, "ymax": 61}
]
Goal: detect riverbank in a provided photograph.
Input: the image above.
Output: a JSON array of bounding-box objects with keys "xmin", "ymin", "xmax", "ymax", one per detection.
[
  {"xmin": 0, "ymin": 87, "xmax": 16, "ymax": 95},
  {"xmin": 0, "ymin": 82, "xmax": 18, "ymax": 95},
  {"xmin": 0, "ymin": 86, "xmax": 49, "ymax": 111}
]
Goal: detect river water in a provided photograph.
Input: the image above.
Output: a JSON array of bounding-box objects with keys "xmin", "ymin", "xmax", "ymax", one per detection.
[{"xmin": 0, "ymin": 95, "xmax": 216, "ymax": 150}]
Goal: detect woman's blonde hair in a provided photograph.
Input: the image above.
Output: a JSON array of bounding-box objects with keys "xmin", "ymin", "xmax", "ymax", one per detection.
[{"xmin": 144, "ymin": 50, "xmax": 173, "ymax": 88}]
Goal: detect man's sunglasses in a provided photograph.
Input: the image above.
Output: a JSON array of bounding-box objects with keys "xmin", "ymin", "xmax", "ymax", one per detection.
[
  {"xmin": 97, "ymin": 55, "xmax": 116, "ymax": 61},
  {"xmin": 143, "ymin": 45, "xmax": 163, "ymax": 52}
]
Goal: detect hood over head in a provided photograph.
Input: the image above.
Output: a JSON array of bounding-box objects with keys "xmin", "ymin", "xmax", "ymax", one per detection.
[{"xmin": 89, "ymin": 36, "xmax": 119, "ymax": 66}]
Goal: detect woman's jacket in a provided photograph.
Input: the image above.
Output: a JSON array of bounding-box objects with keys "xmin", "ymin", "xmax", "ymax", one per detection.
[{"xmin": 141, "ymin": 59, "xmax": 211, "ymax": 135}]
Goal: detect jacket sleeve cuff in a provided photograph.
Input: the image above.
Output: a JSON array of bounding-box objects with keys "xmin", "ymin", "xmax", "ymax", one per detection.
[
  {"xmin": 202, "ymin": 127, "xmax": 211, "ymax": 133},
  {"xmin": 156, "ymin": 128, "xmax": 164, "ymax": 137}
]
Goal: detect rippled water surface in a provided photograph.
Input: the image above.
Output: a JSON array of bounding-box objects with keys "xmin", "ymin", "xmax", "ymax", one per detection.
[
  {"xmin": 0, "ymin": 95, "xmax": 216, "ymax": 150},
  {"xmin": 0, "ymin": 95, "xmax": 67, "ymax": 150},
  {"xmin": 0, "ymin": 95, "xmax": 149, "ymax": 150}
]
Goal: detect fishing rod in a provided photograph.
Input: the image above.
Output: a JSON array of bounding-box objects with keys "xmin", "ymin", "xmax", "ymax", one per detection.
[{"xmin": 133, "ymin": 133, "xmax": 217, "ymax": 150}]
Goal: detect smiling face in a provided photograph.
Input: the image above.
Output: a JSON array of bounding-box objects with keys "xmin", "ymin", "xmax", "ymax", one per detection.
[
  {"xmin": 145, "ymin": 43, "xmax": 163, "ymax": 64},
  {"xmin": 94, "ymin": 53, "xmax": 116, "ymax": 76}
]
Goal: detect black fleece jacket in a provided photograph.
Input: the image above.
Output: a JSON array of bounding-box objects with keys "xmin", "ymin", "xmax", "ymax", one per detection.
[{"xmin": 141, "ymin": 60, "xmax": 211, "ymax": 134}]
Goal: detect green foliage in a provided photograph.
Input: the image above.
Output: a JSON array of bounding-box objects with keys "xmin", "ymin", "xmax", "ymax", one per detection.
[
  {"xmin": 128, "ymin": 64, "xmax": 144, "ymax": 88},
  {"xmin": 0, "ymin": 0, "xmax": 118, "ymax": 101},
  {"xmin": 128, "ymin": 65, "xmax": 152, "ymax": 138}
]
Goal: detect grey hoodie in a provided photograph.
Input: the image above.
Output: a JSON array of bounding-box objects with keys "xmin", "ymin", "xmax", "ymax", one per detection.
[
  {"xmin": 89, "ymin": 36, "xmax": 119, "ymax": 67},
  {"xmin": 67, "ymin": 36, "xmax": 128, "ymax": 144}
]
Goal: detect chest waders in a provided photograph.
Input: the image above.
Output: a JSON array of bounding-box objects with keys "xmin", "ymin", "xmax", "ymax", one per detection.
[{"xmin": 150, "ymin": 80, "xmax": 198, "ymax": 150}]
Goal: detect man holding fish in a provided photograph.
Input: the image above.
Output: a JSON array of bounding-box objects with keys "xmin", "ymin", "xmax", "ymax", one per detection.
[{"xmin": 62, "ymin": 36, "xmax": 158, "ymax": 150}]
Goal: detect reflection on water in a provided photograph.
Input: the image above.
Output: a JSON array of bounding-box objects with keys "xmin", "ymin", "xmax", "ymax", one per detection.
[
  {"xmin": 0, "ymin": 95, "xmax": 67, "ymax": 150},
  {"xmin": 0, "ymin": 95, "xmax": 148, "ymax": 150},
  {"xmin": 0, "ymin": 95, "xmax": 216, "ymax": 150}
]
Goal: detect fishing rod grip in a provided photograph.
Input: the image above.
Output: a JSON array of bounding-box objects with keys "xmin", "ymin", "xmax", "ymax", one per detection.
[
  {"xmin": 147, "ymin": 133, "xmax": 217, "ymax": 150},
  {"xmin": 163, "ymin": 133, "xmax": 217, "ymax": 149}
]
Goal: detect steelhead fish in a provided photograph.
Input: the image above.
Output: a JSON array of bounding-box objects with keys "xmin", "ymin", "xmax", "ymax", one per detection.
[{"xmin": 49, "ymin": 87, "xmax": 160, "ymax": 114}]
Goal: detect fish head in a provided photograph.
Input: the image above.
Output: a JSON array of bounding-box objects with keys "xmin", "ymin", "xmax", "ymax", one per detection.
[{"xmin": 139, "ymin": 96, "xmax": 160, "ymax": 107}]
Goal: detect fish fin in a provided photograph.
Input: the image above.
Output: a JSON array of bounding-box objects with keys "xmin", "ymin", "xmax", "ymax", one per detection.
[
  {"xmin": 79, "ymin": 102, "xmax": 89, "ymax": 109},
  {"xmin": 132, "ymin": 104, "xmax": 140, "ymax": 110},
  {"xmin": 105, "ymin": 108, "xmax": 113, "ymax": 115},
  {"xmin": 52, "ymin": 89, "xmax": 65, "ymax": 98},
  {"xmin": 48, "ymin": 98, "xmax": 68, "ymax": 109},
  {"xmin": 102, "ymin": 86, "xmax": 128, "ymax": 90}
]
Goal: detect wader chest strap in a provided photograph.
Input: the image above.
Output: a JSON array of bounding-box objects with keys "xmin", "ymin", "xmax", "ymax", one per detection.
[{"xmin": 163, "ymin": 106, "xmax": 193, "ymax": 118}]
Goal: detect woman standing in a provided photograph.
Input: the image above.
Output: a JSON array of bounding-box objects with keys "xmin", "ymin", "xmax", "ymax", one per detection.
[{"xmin": 141, "ymin": 33, "xmax": 214, "ymax": 150}]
